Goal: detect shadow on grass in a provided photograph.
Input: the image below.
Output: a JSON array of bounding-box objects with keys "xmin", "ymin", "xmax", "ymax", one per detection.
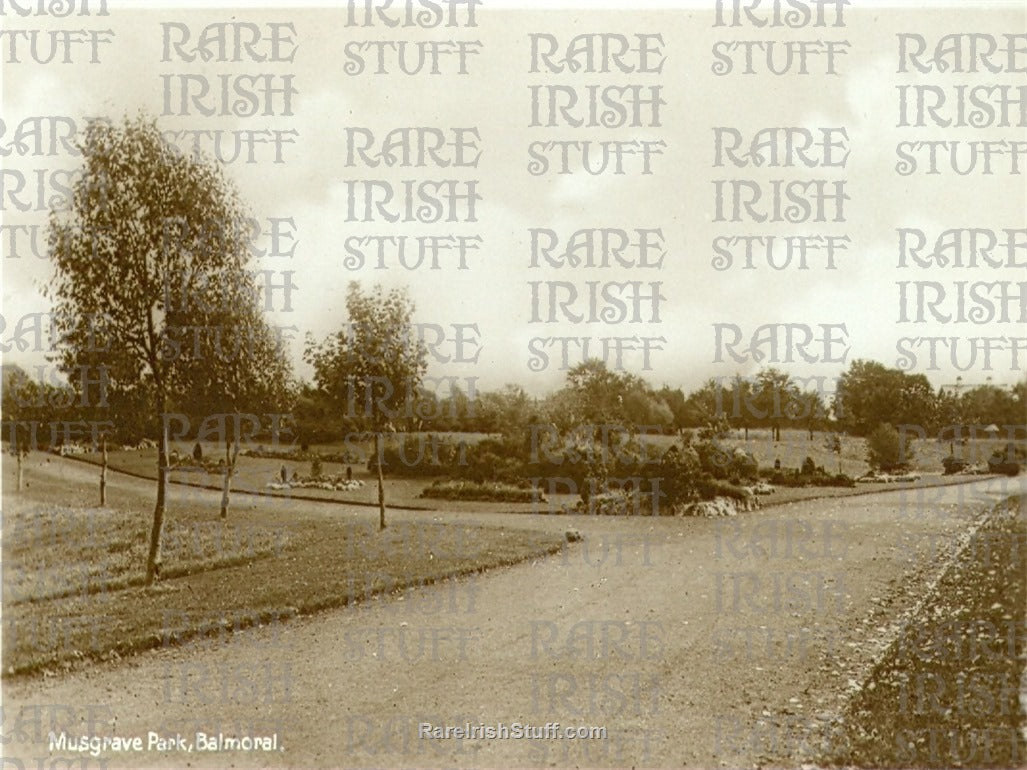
[{"xmin": 4, "ymin": 516, "xmax": 567, "ymax": 679}]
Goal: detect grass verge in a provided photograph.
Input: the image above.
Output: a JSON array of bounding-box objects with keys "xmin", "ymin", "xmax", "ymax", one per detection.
[{"xmin": 822, "ymin": 495, "xmax": 1026, "ymax": 768}]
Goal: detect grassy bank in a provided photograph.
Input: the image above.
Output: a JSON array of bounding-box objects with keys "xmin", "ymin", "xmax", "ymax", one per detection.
[{"xmin": 2, "ymin": 457, "xmax": 566, "ymax": 678}]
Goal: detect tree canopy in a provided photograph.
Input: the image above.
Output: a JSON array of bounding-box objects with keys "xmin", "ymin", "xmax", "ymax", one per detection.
[
  {"xmin": 834, "ymin": 360, "xmax": 937, "ymax": 436},
  {"xmin": 47, "ymin": 114, "xmax": 290, "ymax": 583},
  {"xmin": 305, "ymin": 282, "xmax": 428, "ymax": 529}
]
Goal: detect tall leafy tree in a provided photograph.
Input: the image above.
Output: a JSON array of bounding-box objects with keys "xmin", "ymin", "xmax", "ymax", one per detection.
[
  {"xmin": 682, "ymin": 378, "xmax": 732, "ymax": 428},
  {"xmin": 752, "ymin": 368, "xmax": 800, "ymax": 441},
  {"xmin": 477, "ymin": 384, "xmax": 532, "ymax": 436},
  {"xmin": 623, "ymin": 388, "xmax": 674, "ymax": 430},
  {"xmin": 2, "ymin": 364, "xmax": 42, "ymax": 491},
  {"xmin": 47, "ymin": 115, "xmax": 267, "ymax": 584},
  {"xmin": 305, "ymin": 282, "xmax": 428, "ymax": 530},
  {"xmin": 546, "ymin": 360, "xmax": 665, "ymax": 501},
  {"xmin": 561, "ymin": 359, "xmax": 644, "ymax": 427},
  {"xmin": 793, "ymin": 386, "xmax": 829, "ymax": 440},
  {"xmin": 655, "ymin": 385, "xmax": 690, "ymax": 434},
  {"xmin": 834, "ymin": 360, "xmax": 937, "ymax": 437},
  {"xmin": 728, "ymin": 374, "xmax": 755, "ymax": 439},
  {"xmin": 959, "ymin": 383, "xmax": 1024, "ymax": 431},
  {"xmin": 292, "ymin": 381, "xmax": 346, "ymax": 447}
]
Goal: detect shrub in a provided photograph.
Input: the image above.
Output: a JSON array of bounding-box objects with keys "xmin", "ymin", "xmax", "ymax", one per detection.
[
  {"xmin": 578, "ymin": 488, "xmax": 654, "ymax": 516},
  {"xmin": 942, "ymin": 456, "xmax": 970, "ymax": 475},
  {"xmin": 541, "ymin": 439, "xmax": 609, "ymax": 505},
  {"xmin": 696, "ymin": 477, "xmax": 751, "ymax": 502},
  {"xmin": 729, "ymin": 448, "xmax": 759, "ymax": 481},
  {"xmin": 315, "ymin": 449, "xmax": 364, "ymax": 465},
  {"xmin": 866, "ymin": 423, "xmax": 914, "ymax": 472},
  {"xmin": 368, "ymin": 434, "xmax": 465, "ymax": 478},
  {"xmin": 695, "ymin": 440, "xmax": 758, "ymax": 482},
  {"xmin": 987, "ymin": 442, "xmax": 1025, "ymax": 477},
  {"xmin": 820, "ymin": 473, "xmax": 856, "ymax": 488},
  {"xmin": 698, "ymin": 416, "xmax": 731, "ymax": 441},
  {"xmin": 560, "ymin": 485, "xmax": 656, "ymax": 516},
  {"xmin": 695, "ymin": 440, "xmax": 732, "ymax": 479},
  {"xmin": 575, "ymin": 450, "xmax": 610, "ymax": 505},
  {"xmin": 459, "ymin": 437, "xmax": 525, "ymax": 484},
  {"xmin": 310, "ymin": 455, "xmax": 323, "ymax": 479},
  {"xmin": 657, "ymin": 445, "xmax": 701, "ymax": 506},
  {"xmin": 513, "ymin": 431, "xmax": 663, "ymax": 506},
  {"xmin": 169, "ymin": 453, "xmax": 226, "ymax": 474}
]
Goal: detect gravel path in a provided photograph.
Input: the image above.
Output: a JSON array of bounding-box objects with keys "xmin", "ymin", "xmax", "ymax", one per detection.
[{"xmin": 3, "ymin": 469, "xmax": 1024, "ymax": 768}]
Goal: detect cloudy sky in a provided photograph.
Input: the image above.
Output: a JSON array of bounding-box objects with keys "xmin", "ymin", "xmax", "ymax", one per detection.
[{"xmin": 2, "ymin": 2, "xmax": 1024, "ymax": 397}]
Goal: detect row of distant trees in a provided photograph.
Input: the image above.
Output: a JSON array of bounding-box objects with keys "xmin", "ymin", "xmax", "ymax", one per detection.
[
  {"xmin": 292, "ymin": 360, "xmax": 1024, "ymax": 442},
  {"xmin": 7, "ymin": 356, "xmax": 1023, "ymax": 452}
]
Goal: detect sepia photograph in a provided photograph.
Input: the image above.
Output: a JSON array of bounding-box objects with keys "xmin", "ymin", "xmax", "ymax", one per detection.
[{"xmin": 1, "ymin": 0, "xmax": 1025, "ymax": 767}]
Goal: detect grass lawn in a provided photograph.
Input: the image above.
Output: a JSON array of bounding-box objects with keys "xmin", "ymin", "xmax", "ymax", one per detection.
[
  {"xmin": 68, "ymin": 449, "xmax": 550, "ymax": 512},
  {"xmin": 758, "ymin": 473, "xmax": 1005, "ymax": 507},
  {"xmin": 2, "ymin": 455, "xmax": 566, "ymax": 678},
  {"xmin": 74, "ymin": 447, "xmax": 401, "ymax": 504},
  {"xmin": 639, "ymin": 428, "xmax": 1017, "ymax": 478}
]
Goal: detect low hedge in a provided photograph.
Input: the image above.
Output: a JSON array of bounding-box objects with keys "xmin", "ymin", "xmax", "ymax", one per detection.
[
  {"xmin": 987, "ymin": 443, "xmax": 1025, "ymax": 477},
  {"xmin": 696, "ymin": 477, "xmax": 752, "ymax": 501},
  {"xmin": 420, "ymin": 480, "xmax": 544, "ymax": 503},
  {"xmin": 243, "ymin": 446, "xmax": 365, "ymax": 465},
  {"xmin": 760, "ymin": 469, "xmax": 855, "ymax": 488}
]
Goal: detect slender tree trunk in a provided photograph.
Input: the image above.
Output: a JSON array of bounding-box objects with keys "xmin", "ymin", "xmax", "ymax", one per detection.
[
  {"xmin": 377, "ymin": 432, "xmax": 386, "ymax": 531},
  {"xmin": 220, "ymin": 433, "xmax": 240, "ymax": 519},
  {"xmin": 16, "ymin": 448, "xmax": 23, "ymax": 492},
  {"xmin": 221, "ymin": 437, "xmax": 231, "ymax": 519},
  {"xmin": 100, "ymin": 438, "xmax": 108, "ymax": 506},
  {"xmin": 145, "ymin": 414, "xmax": 169, "ymax": 586}
]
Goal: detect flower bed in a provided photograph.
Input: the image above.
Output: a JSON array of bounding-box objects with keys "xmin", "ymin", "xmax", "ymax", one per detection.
[{"xmin": 266, "ymin": 476, "xmax": 366, "ymax": 492}]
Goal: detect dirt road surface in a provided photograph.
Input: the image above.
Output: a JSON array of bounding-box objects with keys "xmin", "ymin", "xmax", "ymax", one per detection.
[{"xmin": 3, "ymin": 464, "xmax": 1024, "ymax": 768}]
